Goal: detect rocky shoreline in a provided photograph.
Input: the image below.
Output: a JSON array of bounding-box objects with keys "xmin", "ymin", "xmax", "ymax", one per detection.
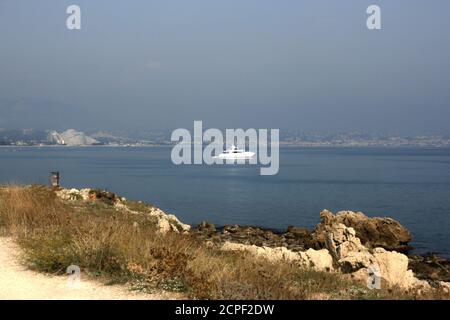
[
  {"xmin": 193, "ymin": 208, "xmax": 413, "ymax": 253},
  {"xmin": 55, "ymin": 187, "xmax": 450, "ymax": 292},
  {"xmin": 193, "ymin": 217, "xmax": 449, "ymax": 285},
  {"xmin": 193, "ymin": 216, "xmax": 449, "ymax": 285}
]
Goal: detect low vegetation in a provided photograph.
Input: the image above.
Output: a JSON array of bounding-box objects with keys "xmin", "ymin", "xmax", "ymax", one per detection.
[{"xmin": 0, "ymin": 185, "xmax": 445, "ymax": 299}]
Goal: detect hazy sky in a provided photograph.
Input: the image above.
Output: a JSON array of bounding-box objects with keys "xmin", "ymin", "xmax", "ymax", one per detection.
[{"xmin": 1, "ymin": 0, "xmax": 450, "ymax": 134}]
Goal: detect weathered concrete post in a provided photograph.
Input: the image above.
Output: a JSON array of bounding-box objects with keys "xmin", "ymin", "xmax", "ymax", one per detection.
[{"xmin": 50, "ymin": 171, "xmax": 60, "ymax": 187}]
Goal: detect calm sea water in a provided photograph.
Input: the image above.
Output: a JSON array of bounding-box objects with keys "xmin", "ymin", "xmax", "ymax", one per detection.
[{"xmin": 0, "ymin": 146, "xmax": 449, "ymax": 258}]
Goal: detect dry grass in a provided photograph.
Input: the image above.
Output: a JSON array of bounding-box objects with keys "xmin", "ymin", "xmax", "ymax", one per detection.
[{"xmin": 0, "ymin": 185, "xmax": 447, "ymax": 300}]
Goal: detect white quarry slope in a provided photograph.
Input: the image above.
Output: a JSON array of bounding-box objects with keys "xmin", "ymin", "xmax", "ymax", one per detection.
[{"xmin": 48, "ymin": 129, "xmax": 99, "ymax": 146}]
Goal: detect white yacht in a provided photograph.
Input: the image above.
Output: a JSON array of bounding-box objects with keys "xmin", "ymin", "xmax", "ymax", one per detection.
[{"xmin": 213, "ymin": 145, "xmax": 255, "ymax": 160}]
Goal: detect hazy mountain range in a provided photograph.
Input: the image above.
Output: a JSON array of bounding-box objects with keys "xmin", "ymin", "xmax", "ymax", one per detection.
[
  {"xmin": 0, "ymin": 129, "xmax": 100, "ymax": 146},
  {"xmin": 0, "ymin": 129, "xmax": 169, "ymax": 146},
  {"xmin": 1, "ymin": 128, "xmax": 450, "ymax": 148}
]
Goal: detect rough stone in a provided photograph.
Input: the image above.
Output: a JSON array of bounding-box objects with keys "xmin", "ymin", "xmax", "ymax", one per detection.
[
  {"xmin": 408, "ymin": 253, "xmax": 450, "ymax": 282},
  {"xmin": 221, "ymin": 242, "xmax": 334, "ymax": 272},
  {"xmin": 311, "ymin": 209, "xmax": 412, "ymax": 252}
]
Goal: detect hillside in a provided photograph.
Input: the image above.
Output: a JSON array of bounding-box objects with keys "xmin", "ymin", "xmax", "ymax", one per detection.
[
  {"xmin": 0, "ymin": 185, "xmax": 448, "ymax": 300},
  {"xmin": 48, "ymin": 129, "xmax": 100, "ymax": 146}
]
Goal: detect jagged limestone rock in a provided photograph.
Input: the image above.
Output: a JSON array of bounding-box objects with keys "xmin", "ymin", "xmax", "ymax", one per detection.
[
  {"xmin": 311, "ymin": 209, "xmax": 412, "ymax": 252},
  {"xmin": 221, "ymin": 242, "xmax": 334, "ymax": 272},
  {"xmin": 324, "ymin": 222, "xmax": 431, "ymax": 290}
]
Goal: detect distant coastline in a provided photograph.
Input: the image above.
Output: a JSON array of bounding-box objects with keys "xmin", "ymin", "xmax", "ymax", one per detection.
[
  {"xmin": 2, "ymin": 144, "xmax": 450, "ymax": 149},
  {"xmin": 2, "ymin": 128, "xmax": 450, "ymax": 148}
]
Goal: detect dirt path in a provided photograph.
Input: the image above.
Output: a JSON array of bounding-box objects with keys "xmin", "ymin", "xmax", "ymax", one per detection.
[{"xmin": 0, "ymin": 237, "xmax": 182, "ymax": 300}]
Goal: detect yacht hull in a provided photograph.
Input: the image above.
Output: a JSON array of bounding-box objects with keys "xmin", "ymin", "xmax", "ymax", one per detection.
[{"xmin": 213, "ymin": 152, "xmax": 255, "ymax": 160}]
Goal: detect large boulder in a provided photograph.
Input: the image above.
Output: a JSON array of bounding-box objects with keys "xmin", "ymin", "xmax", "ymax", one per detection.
[
  {"xmin": 323, "ymin": 222, "xmax": 372, "ymax": 272},
  {"xmin": 310, "ymin": 210, "xmax": 412, "ymax": 252},
  {"xmin": 298, "ymin": 248, "xmax": 335, "ymax": 272},
  {"xmin": 323, "ymin": 222, "xmax": 430, "ymax": 290},
  {"xmin": 348, "ymin": 248, "xmax": 431, "ymax": 291}
]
